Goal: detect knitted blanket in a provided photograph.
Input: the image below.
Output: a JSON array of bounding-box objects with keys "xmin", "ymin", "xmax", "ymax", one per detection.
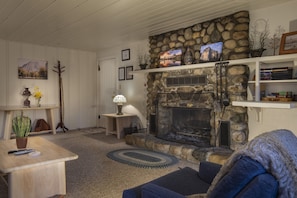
[{"xmin": 207, "ymin": 129, "xmax": 297, "ymax": 198}]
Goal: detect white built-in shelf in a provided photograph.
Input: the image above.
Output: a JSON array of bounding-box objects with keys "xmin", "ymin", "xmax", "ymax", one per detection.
[
  {"xmin": 232, "ymin": 101, "xmax": 297, "ymax": 109},
  {"xmin": 10, "ymin": 130, "xmax": 52, "ymax": 138},
  {"xmin": 248, "ymin": 79, "xmax": 297, "ymax": 84},
  {"xmin": 132, "ymin": 54, "xmax": 297, "ymax": 74},
  {"xmin": 233, "ymin": 54, "xmax": 297, "ymax": 109}
]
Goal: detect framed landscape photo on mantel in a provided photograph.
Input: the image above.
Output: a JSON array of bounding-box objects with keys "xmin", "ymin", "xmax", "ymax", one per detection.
[
  {"xmin": 279, "ymin": 31, "xmax": 297, "ymax": 55},
  {"xmin": 199, "ymin": 42, "xmax": 223, "ymax": 63},
  {"xmin": 121, "ymin": 49, "xmax": 130, "ymax": 61}
]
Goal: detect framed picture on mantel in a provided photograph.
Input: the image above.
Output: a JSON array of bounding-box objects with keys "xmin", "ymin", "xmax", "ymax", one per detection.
[{"xmin": 279, "ymin": 31, "xmax": 297, "ymax": 55}]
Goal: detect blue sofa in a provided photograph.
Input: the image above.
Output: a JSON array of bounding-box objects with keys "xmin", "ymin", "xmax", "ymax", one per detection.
[
  {"xmin": 122, "ymin": 129, "xmax": 297, "ymax": 198},
  {"xmin": 123, "ymin": 156, "xmax": 278, "ymax": 198},
  {"xmin": 122, "ymin": 161, "xmax": 222, "ymax": 198}
]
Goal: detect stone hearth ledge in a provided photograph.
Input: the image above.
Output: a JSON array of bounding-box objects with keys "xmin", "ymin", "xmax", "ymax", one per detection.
[{"xmin": 125, "ymin": 133, "xmax": 233, "ymax": 165}]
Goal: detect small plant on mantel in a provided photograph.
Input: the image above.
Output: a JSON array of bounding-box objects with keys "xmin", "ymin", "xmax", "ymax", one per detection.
[
  {"xmin": 12, "ymin": 112, "xmax": 31, "ymax": 148},
  {"xmin": 249, "ymin": 19, "xmax": 270, "ymax": 57},
  {"xmin": 138, "ymin": 54, "xmax": 149, "ymax": 70}
]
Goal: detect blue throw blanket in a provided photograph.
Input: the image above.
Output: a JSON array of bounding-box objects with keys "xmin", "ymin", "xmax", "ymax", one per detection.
[{"xmin": 207, "ymin": 129, "xmax": 297, "ymax": 198}]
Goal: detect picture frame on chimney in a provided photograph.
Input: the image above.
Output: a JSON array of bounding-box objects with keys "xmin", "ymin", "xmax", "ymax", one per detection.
[
  {"xmin": 159, "ymin": 49, "xmax": 182, "ymax": 67},
  {"xmin": 199, "ymin": 42, "xmax": 223, "ymax": 63},
  {"xmin": 279, "ymin": 31, "xmax": 297, "ymax": 55},
  {"xmin": 121, "ymin": 49, "xmax": 130, "ymax": 61},
  {"xmin": 118, "ymin": 67, "xmax": 125, "ymax": 81},
  {"xmin": 126, "ymin": 66, "xmax": 133, "ymax": 80}
]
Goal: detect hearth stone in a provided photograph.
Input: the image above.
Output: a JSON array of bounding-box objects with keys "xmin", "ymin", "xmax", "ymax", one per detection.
[{"xmin": 125, "ymin": 133, "xmax": 232, "ymax": 165}]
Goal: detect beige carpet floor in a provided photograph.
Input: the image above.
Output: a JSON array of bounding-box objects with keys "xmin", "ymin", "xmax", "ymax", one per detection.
[{"xmin": 0, "ymin": 128, "xmax": 199, "ymax": 198}]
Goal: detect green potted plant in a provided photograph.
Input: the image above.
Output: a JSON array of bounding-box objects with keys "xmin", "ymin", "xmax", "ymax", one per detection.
[{"xmin": 12, "ymin": 112, "xmax": 31, "ymax": 149}]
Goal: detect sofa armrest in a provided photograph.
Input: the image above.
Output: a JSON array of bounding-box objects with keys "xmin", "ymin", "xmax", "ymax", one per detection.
[
  {"xmin": 141, "ymin": 183, "xmax": 185, "ymax": 198},
  {"xmin": 235, "ymin": 173, "xmax": 278, "ymax": 198},
  {"xmin": 208, "ymin": 156, "xmax": 266, "ymax": 198},
  {"xmin": 198, "ymin": 161, "xmax": 222, "ymax": 184}
]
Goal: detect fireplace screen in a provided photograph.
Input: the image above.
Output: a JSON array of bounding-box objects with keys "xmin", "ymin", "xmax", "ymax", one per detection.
[{"xmin": 157, "ymin": 107, "xmax": 212, "ymax": 147}]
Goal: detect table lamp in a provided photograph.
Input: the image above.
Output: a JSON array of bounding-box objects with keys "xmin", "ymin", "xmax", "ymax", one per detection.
[{"xmin": 113, "ymin": 95, "xmax": 127, "ymax": 115}]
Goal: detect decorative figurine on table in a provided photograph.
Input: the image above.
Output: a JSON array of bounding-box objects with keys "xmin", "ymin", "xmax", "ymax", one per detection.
[{"xmin": 22, "ymin": 88, "xmax": 31, "ymax": 107}]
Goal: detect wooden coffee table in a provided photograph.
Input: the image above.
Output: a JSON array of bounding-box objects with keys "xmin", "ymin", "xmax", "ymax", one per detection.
[{"xmin": 0, "ymin": 136, "xmax": 78, "ymax": 198}]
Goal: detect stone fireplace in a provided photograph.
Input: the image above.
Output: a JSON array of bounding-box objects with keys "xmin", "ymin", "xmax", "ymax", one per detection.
[
  {"xmin": 143, "ymin": 10, "xmax": 251, "ymax": 151},
  {"xmin": 126, "ymin": 11, "xmax": 251, "ymax": 163},
  {"xmin": 148, "ymin": 65, "xmax": 249, "ymax": 150}
]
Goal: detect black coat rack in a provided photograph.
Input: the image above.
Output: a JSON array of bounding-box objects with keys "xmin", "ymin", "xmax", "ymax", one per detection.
[{"xmin": 53, "ymin": 60, "xmax": 68, "ymax": 132}]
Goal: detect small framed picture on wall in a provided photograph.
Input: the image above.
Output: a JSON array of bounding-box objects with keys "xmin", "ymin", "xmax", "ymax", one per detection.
[
  {"xmin": 118, "ymin": 67, "xmax": 125, "ymax": 81},
  {"xmin": 126, "ymin": 66, "xmax": 133, "ymax": 80},
  {"xmin": 121, "ymin": 49, "xmax": 130, "ymax": 61}
]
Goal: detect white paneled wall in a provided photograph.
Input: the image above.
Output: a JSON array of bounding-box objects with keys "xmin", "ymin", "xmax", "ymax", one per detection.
[
  {"xmin": 0, "ymin": 39, "xmax": 97, "ymax": 138},
  {"xmin": 97, "ymin": 39, "xmax": 149, "ymax": 129}
]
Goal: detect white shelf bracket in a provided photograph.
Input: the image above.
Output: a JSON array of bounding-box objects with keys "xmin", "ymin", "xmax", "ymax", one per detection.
[{"xmin": 248, "ymin": 107, "xmax": 262, "ymax": 122}]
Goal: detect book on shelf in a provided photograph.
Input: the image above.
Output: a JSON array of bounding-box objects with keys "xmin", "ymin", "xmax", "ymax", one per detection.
[{"xmin": 260, "ymin": 67, "xmax": 293, "ymax": 80}]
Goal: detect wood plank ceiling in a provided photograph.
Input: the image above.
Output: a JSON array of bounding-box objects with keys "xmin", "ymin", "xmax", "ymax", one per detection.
[{"xmin": 0, "ymin": 0, "xmax": 294, "ymax": 51}]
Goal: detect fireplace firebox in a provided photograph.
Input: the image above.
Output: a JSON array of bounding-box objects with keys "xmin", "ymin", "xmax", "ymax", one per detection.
[
  {"xmin": 157, "ymin": 107, "xmax": 213, "ymax": 147},
  {"xmin": 155, "ymin": 91, "xmax": 216, "ymax": 147}
]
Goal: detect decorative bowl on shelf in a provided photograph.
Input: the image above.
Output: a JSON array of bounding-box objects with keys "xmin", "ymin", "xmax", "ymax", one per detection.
[
  {"xmin": 250, "ymin": 48, "xmax": 266, "ymax": 57},
  {"xmin": 139, "ymin": 64, "xmax": 147, "ymax": 70}
]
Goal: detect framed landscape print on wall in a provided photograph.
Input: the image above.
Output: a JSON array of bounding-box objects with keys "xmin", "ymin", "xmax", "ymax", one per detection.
[{"xmin": 18, "ymin": 58, "xmax": 48, "ymax": 79}]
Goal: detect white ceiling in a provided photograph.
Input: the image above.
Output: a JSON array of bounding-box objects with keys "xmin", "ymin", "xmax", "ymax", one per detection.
[{"xmin": 0, "ymin": 0, "xmax": 294, "ymax": 52}]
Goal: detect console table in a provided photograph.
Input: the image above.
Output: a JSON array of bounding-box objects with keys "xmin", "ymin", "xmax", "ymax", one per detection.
[
  {"xmin": 102, "ymin": 113, "xmax": 137, "ymax": 139},
  {"xmin": 0, "ymin": 105, "xmax": 59, "ymax": 140}
]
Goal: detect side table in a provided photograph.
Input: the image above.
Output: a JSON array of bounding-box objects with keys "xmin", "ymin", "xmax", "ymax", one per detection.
[{"xmin": 102, "ymin": 113, "xmax": 137, "ymax": 139}]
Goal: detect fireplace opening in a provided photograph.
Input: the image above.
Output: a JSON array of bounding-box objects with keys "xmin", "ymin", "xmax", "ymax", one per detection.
[{"xmin": 157, "ymin": 107, "xmax": 212, "ymax": 147}]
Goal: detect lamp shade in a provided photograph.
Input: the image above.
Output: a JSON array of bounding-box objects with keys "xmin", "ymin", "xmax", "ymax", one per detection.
[{"xmin": 113, "ymin": 95, "xmax": 127, "ymax": 104}]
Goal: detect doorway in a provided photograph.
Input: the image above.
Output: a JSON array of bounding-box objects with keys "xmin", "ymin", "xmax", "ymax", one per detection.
[{"xmin": 97, "ymin": 58, "xmax": 116, "ymax": 128}]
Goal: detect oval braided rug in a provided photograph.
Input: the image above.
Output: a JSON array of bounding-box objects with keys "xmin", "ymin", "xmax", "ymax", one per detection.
[{"xmin": 107, "ymin": 149, "xmax": 178, "ymax": 168}]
